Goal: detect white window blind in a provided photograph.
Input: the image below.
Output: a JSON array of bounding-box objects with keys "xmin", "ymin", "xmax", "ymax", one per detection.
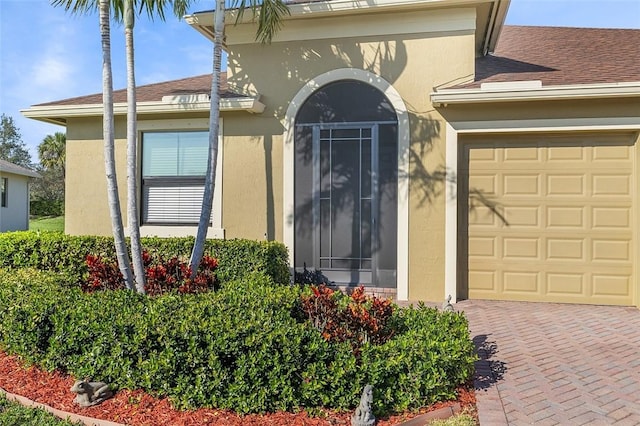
[
  {"xmin": 143, "ymin": 134, "xmax": 178, "ymax": 176},
  {"xmin": 179, "ymin": 133, "xmax": 209, "ymax": 176},
  {"xmin": 143, "ymin": 184, "xmax": 213, "ymax": 224}
]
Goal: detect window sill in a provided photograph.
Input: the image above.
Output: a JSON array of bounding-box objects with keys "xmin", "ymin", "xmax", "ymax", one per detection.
[{"xmin": 139, "ymin": 226, "xmax": 225, "ymax": 239}]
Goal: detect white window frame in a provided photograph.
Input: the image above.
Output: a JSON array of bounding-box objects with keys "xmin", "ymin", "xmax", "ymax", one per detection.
[
  {"xmin": 137, "ymin": 118, "xmax": 224, "ymax": 239},
  {"xmin": 141, "ymin": 130, "xmax": 209, "ymax": 225}
]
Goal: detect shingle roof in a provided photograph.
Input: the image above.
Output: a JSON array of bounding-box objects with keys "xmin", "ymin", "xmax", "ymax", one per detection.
[
  {"xmin": 469, "ymin": 25, "xmax": 640, "ymax": 88},
  {"xmin": 34, "ymin": 73, "xmax": 236, "ymax": 107},
  {"xmin": 33, "ymin": 25, "xmax": 640, "ymax": 108},
  {"xmin": 0, "ymin": 159, "xmax": 41, "ymax": 178}
]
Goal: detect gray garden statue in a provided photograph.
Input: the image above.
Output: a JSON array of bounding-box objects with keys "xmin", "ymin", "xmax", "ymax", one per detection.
[
  {"xmin": 70, "ymin": 379, "xmax": 113, "ymax": 407},
  {"xmin": 442, "ymin": 294, "xmax": 454, "ymax": 312},
  {"xmin": 351, "ymin": 384, "xmax": 376, "ymax": 426}
]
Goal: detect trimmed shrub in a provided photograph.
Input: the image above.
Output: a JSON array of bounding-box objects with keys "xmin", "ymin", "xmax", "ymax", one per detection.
[
  {"xmin": 360, "ymin": 306, "xmax": 477, "ymax": 413},
  {"xmin": 0, "ymin": 232, "xmax": 289, "ymax": 285},
  {"xmin": 0, "ymin": 269, "xmax": 70, "ymax": 365},
  {"xmin": 0, "ymin": 268, "xmax": 476, "ymax": 416}
]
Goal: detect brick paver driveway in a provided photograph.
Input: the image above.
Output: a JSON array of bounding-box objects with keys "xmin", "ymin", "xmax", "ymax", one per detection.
[{"xmin": 457, "ymin": 300, "xmax": 640, "ymax": 425}]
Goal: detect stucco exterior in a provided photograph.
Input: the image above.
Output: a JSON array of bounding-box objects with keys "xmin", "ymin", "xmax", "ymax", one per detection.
[
  {"xmin": 61, "ymin": 1, "xmax": 479, "ymax": 302},
  {"xmin": 21, "ymin": 0, "xmax": 640, "ymax": 306},
  {"xmin": 222, "ymin": 6, "xmax": 477, "ymax": 301},
  {"xmin": 65, "ymin": 115, "xmax": 224, "ymax": 239},
  {"xmin": 64, "ymin": 117, "xmax": 126, "ymax": 236}
]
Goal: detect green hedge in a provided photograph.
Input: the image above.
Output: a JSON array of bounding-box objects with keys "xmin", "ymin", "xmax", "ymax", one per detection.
[
  {"xmin": 30, "ymin": 199, "xmax": 64, "ymax": 217},
  {"xmin": 0, "ymin": 232, "xmax": 290, "ymax": 285},
  {"xmin": 0, "ymin": 269, "xmax": 476, "ymax": 416}
]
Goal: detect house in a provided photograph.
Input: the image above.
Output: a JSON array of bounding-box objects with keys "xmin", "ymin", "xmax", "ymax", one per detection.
[
  {"xmin": 0, "ymin": 159, "xmax": 41, "ymax": 232},
  {"xmin": 22, "ymin": 0, "xmax": 640, "ymax": 307}
]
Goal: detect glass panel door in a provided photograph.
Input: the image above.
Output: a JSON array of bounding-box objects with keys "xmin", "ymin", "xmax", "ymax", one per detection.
[
  {"xmin": 313, "ymin": 125, "xmax": 378, "ymax": 285},
  {"xmin": 294, "ymin": 122, "xmax": 397, "ymax": 288}
]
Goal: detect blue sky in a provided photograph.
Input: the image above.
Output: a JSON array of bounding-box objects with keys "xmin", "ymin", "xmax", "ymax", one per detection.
[{"xmin": 1, "ymin": 0, "xmax": 639, "ymax": 161}]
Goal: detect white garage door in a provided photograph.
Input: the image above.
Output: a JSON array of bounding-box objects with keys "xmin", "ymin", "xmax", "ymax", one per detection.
[{"xmin": 461, "ymin": 133, "xmax": 636, "ymax": 305}]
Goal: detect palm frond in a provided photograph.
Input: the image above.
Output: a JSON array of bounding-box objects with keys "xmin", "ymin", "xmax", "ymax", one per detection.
[
  {"xmin": 230, "ymin": 0, "xmax": 290, "ymax": 44},
  {"xmin": 50, "ymin": 0, "xmax": 98, "ymax": 15},
  {"xmin": 51, "ymin": 0, "xmax": 193, "ymax": 22},
  {"xmin": 140, "ymin": 0, "xmax": 194, "ymax": 21}
]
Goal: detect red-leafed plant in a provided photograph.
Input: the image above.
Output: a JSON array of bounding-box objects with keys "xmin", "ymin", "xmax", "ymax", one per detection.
[
  {"xmin": 83, "ymin": 251, "xmax": 218, "ymax": 296},
  {"xmin": 84, "ymin": 254, "xmax": 125, "ymax": 292},
  {"xmin": 301, "ymin": 285, "xmax": 394, "ymax": 354},
  {"xmin": 344, "ymin": 286, "xmax": 394, "ymax": 346},
  {"xmin": 301, "ymin": 285, "xmax": 340, "ymax": 341},
  {"xmin": 144, "ymin": 253, "xmax": 218, "ymax": 295}
]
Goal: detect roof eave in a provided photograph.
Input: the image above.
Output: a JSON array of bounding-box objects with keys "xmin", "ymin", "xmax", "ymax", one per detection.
[
  {"xmin": 21, "ymin": 97, "xmax": 265, "ymax": 126},
  {"xmin": 0, "ymin": 171, "xmax": 42, "ymax": 178},
  {"xmin": 187, "ymin": 0, "xmax": 509, "ymax": 53},
  {"xmin": 0, "ymin": 165, "xmax": 41, "ymax": 178},
  {"xmin": 431, "ymin": 81, "xmax": 640, "ymax": 106}
]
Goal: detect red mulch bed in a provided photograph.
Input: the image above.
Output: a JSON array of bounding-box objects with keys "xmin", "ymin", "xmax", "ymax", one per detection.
[{"xmin": 0, "ymin": 350, "xmax": 476, "ymax": 425}]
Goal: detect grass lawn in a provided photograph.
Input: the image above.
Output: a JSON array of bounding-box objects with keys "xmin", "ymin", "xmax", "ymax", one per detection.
[
  {"xmin": 29, "ymin": 216, "xmax": 64, "ymax": 232},
  {"xmin": 431, "ymin": 412, "xmax": 477, "ymax": 426},
  {"xmin": 0, "ymin": 393, "xmax": 79, "ymax": 425}
]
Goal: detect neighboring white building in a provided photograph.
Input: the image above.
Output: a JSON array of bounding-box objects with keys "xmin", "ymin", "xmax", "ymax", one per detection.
[{"xmin": 0, "ymin": 159, "xmax": 41, "ymax": 232}]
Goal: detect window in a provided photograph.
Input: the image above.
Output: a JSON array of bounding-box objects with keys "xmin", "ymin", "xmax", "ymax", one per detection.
[
  {"xmin": 1, "ymin": 177, "xmax": 7, "ymax": 207},
  {"xmin": 142, "ymin": 131, "xmax": 210, "ymax": 225}
]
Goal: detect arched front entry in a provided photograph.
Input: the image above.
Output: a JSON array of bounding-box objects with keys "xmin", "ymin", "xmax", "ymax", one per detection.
[
  {"xmin": 283, "ymin": 68, "xmax": 410, "ymax": 300},
  {"xmin": 294, "ymin": 80, "xmax": 398, "ymax": 288}
]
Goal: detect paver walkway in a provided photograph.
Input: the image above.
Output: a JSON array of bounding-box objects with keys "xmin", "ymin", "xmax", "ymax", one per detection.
[{"xmin": 457, "ymin": 300, "xmax": 640, "ymax": 425}]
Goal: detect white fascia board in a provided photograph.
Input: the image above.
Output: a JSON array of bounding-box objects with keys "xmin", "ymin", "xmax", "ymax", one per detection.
[
  {"xmin": 285, "ymin": 0, "xmax": 483, "ymax": 16},
  {"xmin": 484, "ymin": 0, "xmax": 510, "ymax": 54},
  {"xmin": 0, "ymin": 168, "xmax": 41, "ymax": 179},
  {"xmin": 190, "ymin": 0, "xmax": 484, "ymax": 21},
  {"xmin": 21, "ymin": 97, "xmax": 265, "ymax": 125},
  {"xmin": 431, "ymin": 81, "xmax": 640, "ymax": 105}
]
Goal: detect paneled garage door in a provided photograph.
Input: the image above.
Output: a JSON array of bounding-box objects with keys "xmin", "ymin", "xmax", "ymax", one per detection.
[{"xmin": 460, "ymin": 133, "xmax": 636, "ymax": 305}]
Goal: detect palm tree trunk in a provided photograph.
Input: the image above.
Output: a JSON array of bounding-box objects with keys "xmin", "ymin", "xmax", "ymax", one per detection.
[
  {"xmin": 100, "ymin": 0, "xmax": 134, "ymax": 290},
  {"xmin": 125, "ymin": 0, "xmax": 146, "ymax": 293},
  {"xmin": 189, "ymin": 0, "xmax": 225, "ymax": 276}
]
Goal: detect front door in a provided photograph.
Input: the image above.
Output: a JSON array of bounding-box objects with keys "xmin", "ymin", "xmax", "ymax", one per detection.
[
  {"xmin": 294, "ymin": 80, "xmax": 398, "ymax": 288},
  {"xmin": 313, "ymin": 124, "xmax": 378, "ymax": 285}
]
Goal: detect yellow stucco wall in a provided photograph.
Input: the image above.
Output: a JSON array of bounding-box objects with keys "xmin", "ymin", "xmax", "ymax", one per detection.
[
  {"xmin": 221, "ymin": 113, "xmax": 284, "ymax": 241},
  {"xmin": 438, "ymin": 97, "xmax": 640, "ymax": 124},
  {"xmin": 65, "ymin": 116, "xmax": 127, "ymax": 236}
]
